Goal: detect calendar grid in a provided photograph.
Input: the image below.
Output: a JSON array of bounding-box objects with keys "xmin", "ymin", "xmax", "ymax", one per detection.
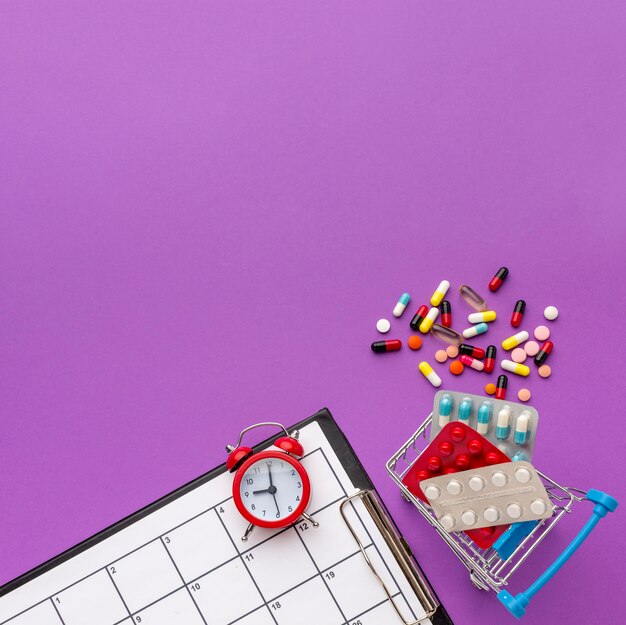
[{"xmin": 2, "ymin": 443, "xmax": 426, "ymax": 625}]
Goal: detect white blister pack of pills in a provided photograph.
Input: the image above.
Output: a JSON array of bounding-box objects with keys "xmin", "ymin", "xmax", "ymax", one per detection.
[
  {"xmin": 429, "ymin": 390, "xmax": 539, "ymax": 462},
  {"xmin": 419, "ymin": 461, "xmax": 553, "ymax": 532}
]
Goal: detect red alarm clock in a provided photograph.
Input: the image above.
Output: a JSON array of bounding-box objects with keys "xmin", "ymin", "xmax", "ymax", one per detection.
[{"xmin": 226, "ymin": 422, "xmax": 319, "ymax": 541}]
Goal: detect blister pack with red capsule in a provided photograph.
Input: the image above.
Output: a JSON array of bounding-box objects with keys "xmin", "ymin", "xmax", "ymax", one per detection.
[{"xmin": 402, "ymin": 421, "xmax": 511, "ymax": 548}]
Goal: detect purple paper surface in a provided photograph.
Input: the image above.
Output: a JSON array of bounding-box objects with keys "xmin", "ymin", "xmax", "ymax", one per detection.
[{"xmin": 1, "ymin": 2, "xmax": 625, "ymax": 623}]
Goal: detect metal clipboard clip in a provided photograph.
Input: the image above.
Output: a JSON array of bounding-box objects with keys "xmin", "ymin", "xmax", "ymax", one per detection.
[{"xmin": 340, "ymin": 490, "xmax": 439, "ymax": 625}]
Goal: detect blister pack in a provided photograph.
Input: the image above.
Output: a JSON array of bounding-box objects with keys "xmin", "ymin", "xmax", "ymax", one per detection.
[
  {"xmin": 429, "ymin": 390, "xmax": 539, "ymax": 462},
  {"xmin": 420, "ymin": 461, "xmax": 553, "ymax": 532}
]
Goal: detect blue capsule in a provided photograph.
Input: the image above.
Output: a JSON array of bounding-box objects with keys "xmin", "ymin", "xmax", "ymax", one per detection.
[
  {"xmin": 496, "ymin": 406, "xmax": 511, "ymax": 440},
  {"xmin": 477, "ymin": 401, "xmax": 492, "ymax": 435},
  {"xmin": 438, "ymin": 393, "xmax": 453, "ymax": 427},
  {"xmin": 514, "ymin": 412, "xmax": 530, "ymax": 445},
  {"xmin": 459, "ymin": 398, "xmax": 473, "ymax": 424}
]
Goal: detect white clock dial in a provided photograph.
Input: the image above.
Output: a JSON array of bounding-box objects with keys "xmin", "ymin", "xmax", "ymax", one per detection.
[{"xmin": 239, "ymin": 457, "xmax": 305, "ymax": 521}]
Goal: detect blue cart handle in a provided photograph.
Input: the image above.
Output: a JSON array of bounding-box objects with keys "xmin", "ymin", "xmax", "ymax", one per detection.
[{"xmin": 498, "ymin": 489, "xmax": 618, "ymax": 619}]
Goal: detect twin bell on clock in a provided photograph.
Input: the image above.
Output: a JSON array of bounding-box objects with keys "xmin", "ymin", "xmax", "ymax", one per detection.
[{"xmin": 226, "ymin": 422, "xmax": 319, "ymax": 541}]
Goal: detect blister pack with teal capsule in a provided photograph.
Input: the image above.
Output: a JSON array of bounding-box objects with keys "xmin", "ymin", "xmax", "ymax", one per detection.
[{"xmin": 428, "ymin": 390, "xmax": 539, "ymax": 463}]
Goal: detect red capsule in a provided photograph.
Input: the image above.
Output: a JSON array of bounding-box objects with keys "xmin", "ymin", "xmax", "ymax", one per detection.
[
  {"xmin": 534, "ymin": 340, "xmax": 553, "ymax": 366},
  {"xmin": 511, "ymin": 299, "xmax": 526, "ymax": 328},
  {"xmin": 459, "ymin": 344, "xmax": 486, "ymax": 359},
  {"xmin": 495, "ymin": 374, "xmax": 508, "ymax": 400},
  {"xmin": 410, "ymin": 305, "xmax": 429, "ymax": 331},
  {"xmin": 441, "ymin": 300, "xmax": 452, "ymax": 328},
  {"xmin": 484, "ymin": 345, "xmax": 497, "ymax": 373},
  {"xmin": 371, "ymin": 340, "xmax": 401, "ymax": 353},
  {"xmin": 488, "ymin": 266, "xmax": 509, "ymax": 292}
]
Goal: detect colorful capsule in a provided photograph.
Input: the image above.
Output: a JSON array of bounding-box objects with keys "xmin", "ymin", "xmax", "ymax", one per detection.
[
  {"xmin": 438, "ymin": 393, "xmax": 453, "ymax": 427},
  {"xmin": 393, "ymin": 292, "xmax": 411, "ymax": 318},
  {"xmin": 460, "ymin": 354, "xmax": 485, "ymax": 371},
  {"xmin": 514, "ymin": 411, "xmax": 530, "ymax": 445},
  {"xmin": 496, "ymin": 405, "xmax": 511, "ymax": 439},
  {"xmin": 459, "ymin": 344, "xmax": 486, "ymax": 359},
  {"xmin": 534, "ymin": 340, "xmax": 553, "ymax": 366},
  {"xmin": 467, "ymin": 310, "xmax": 497, "ymax": 324},
  {"xmin": 511, "ymin": 299, "xmax": 526, "ymax": 328},
  {"xmin": 484, "ymin": 345, "xmax": 497, "ymax": 373},
  {"xmin": 495, "ymin": 374, "xmax": 508, "ymax": 400},
  {"xmin": 371, "ymin": 339, "xmax": 402, "ymax": 353},
  {"xmin": 430, "ymin": 280, "xmax": 450, "ymax": 307},
  {"xmin": 441, "ymin": 300, "xmax": 452, "ymax": 328},
  {"xmin": 501, "ymin": 360, "xmax": 530, "ymax": 377},
  {"xmin": 430, "ymin": 323, "xmax": 462, "ymax": 346},
  {"xmin": 462, "ymin": 323, "xmax": 488, "ymax": 339},
  {"xmin": 502, "ymin": 330, "xmax": 529, "ymax": 350},
  {"xmin": 410, "ymin": 305, "xmax": 429, "ymax": 331},
  {"xmin": 418, "ymin": 361, "xmax": 442, "ymax": 387},
  {"xmin": 488, "ymin": 266, "xmax": 509, "ymax": 292},
  {"xmin": 458, "ymin": 397, "xmax": 473, "ymax": 423},
  {"xmin": 459, "ymin": 285, "xmax": 487, "ymax": 311},
  {"xmin": 477, "ymin": 401, "xmax": 492, "ymax": 435},
  {"xmin": 419, "ymin": 307, "xmax": 439, "ymax": 334}
]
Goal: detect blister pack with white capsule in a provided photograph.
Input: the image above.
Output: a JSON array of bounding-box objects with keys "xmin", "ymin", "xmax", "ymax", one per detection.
[
  {"xmin": 419, "ymin": 461, "xmax": 553, "ymax": 531},
  {"xmin": 429, "ymin": 390, "xmax": 539, "ymax": 462}
]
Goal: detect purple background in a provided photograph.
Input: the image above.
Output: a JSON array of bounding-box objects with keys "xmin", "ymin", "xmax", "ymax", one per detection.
[{"xmin": 1, "ymin": 2, "xmax": 625, "ymax": 623}]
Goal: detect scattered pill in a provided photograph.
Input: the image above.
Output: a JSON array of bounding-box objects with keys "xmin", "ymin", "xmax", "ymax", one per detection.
[
  {"xmin": 484, "ymin": 345, "xmax": 497, "ymax": 374},
  {"xmin": 502, "ymin": 330, "xmax": 529, "ymax": 350},
  {"xmin": 538, "ymin": 365, "xmax": 552, "ymax": 378},
  {"xmin": 441, "ymin": 300, "xmax": 452, "ymax": 328},
  {"xmin": 435, "ymin": 350, "xmax": 448, "ymax": 363},
  {"xmin": 511, "ymin": 299, "xmax": 526, "ymax": 328},
  {"xmin": 462, "ymin": 323, "xmax": 488, "ymax": 339},
  {"xmin": 393, "ymin": 293, "xmax": 411, "ymax": 317},
  {"xmin": 459, "ymin": 344, "xmax": 486, "ymax": 359},
  {"xmin": 468, "ymin": 310, "xmax": 497, "ymax": 324},
  {"xmin": 410, "ymin": 305, "xmax": 429, "ymax": 331},
  {"xmin": 459, "ymin": 285, "xmax": 488, "ymax": 311},
  {"xmin": 511, "ymin": 348, "xmax": 527, "ymax": 363},
  {"xmin": 430, "ymin": 280, "xmax": 450, "ymax": 307},
  {"xmin": 408, "ymin": 335, "xmax": 423, "ymax": 350},
  {"xmin": 534, "ymin": 325, "xmax": 550, "ymax": 341},
  {"xmin": 419, "ymin": 361, "xmax": 442, "ymax": 387},
  {"xmin": 485, "ymin": 383, "xmax": 496, "ymax": 395},
  {"xmin": 371, "ymin": 339, "xmax": 402, "ymax": 353},
  {"xmin": 501, "ymin": 359, "xmax": 530, "ymax": 377},
  {"xmin": 477, "ymin": 401, "xmax": 491, "ymax": 435},
  {"xmin": 446, "ymin": 345, "xmax": 459, "ymax": 358},
  {"xmin": 450, "ymin": 360, "xmax": 464, "ymax": 375},
  {"xmin": 376, "ymin": 318, "xmax": 391, "ymax": 333},
  {"xmin": 495, "ymin": 374, "xmax": 508, "ymax": 400},
  {"xmin": 544, "ymin": 306, "xmax": 559, "ymax": 321},
  {"xmin": 524, "ymin": 341, "xmax": 540, "ymax": 357},
  {"xmin": 460, "ymin": 355, "xmax": 485, "ymax": 371},
  {"xmin": 518, "ymin": 388, "xmax": 531, "ymax": 402},
  {"xmin": 514, "ymin": 412, "xmax": 530, "ymax": 445},
  {"xmin": 419, "ymin": 307, "xmax": 439, "ymax": 334},
  {"xmin": 488, "ymin": 267, "xmax": 509, "ymax": 292},
  {"xmin": 496, "ymin": 406, "xmax": 511, "ymax": 439},
  {"xmin": 430, "ymin": 323, "xmax": 463, "ymax": 346},
  {"xmin": 534, "ymin": 340, "xmax": 553, "ymax": 366}
]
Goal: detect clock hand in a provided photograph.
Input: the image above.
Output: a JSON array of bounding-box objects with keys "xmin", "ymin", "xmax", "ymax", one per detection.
[
  {"xmin": 267, "ymin": 464, "xmax": 280, "ymax": 516},
  {"xmin": 267, "ymin": 463, "xmax": 274, "ymax": 487},
  {"xmin": 272, "ymin": 491, "xmax": 280, "ymax": 517},
  {"xmin": 252, "ymin": 488, "xmax": 270, "ymax": 495}
]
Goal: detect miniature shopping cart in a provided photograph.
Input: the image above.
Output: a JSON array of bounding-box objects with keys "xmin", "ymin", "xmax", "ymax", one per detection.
[{"xmin": 386, "ymin": 412, "xmax": 618, "ymax": 619}]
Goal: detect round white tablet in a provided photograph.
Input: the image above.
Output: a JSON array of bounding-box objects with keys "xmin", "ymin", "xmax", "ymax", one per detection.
[
  {"xmin": 530, "ymin": 499, "xmax": 547, "ymax": 515},
  {"xmin": 446, "ymin": 480, "xmax": 462, "ymax": 496},
  {"xmin": 514, "ymin": 467, "xmax": 532, "ymax": 484},
  {"xmin": 461, "ymin": 510, "xmax": 477, "ymax": 526},
  {"xmin": 507, "ymin": 503, "xmax": 523, "ymax": 519},
  {"xmin": 440, "ymin": 515, "xmax": 456, "ymax": 530},
  {"xmin": 484, "ymin": 506, "xmax": 500, "ymax": 523},
  {"xmin": 468, "ymin": 476, "xmax": 485, "ymax": 492},
  {"xmin": 491, "ymin": 471, "xmax": 508, "ymax": 487},
  {"xmin": 376, "ymin": 318, "xmax": 391, "ymax": 333},
  {"xmin": 424, "ymin": 485, "xmax": 441, "ymax": 501},
  {"xmin": 544, "ymin": 306, "xmax": 559, "ymax": 321}
]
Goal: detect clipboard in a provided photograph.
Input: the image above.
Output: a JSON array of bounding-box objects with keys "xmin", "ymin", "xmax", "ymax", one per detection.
[{"xmin": 0, "ymin": 408, "xmax": 453, "ymax": 625}]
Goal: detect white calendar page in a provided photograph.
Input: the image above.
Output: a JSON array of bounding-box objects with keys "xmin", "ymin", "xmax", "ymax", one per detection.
[{"xmin": 0, "ymin": 421, "xmax": 433, "ymax": 625}]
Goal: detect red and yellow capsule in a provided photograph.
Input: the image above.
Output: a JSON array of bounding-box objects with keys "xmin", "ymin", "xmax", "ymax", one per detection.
[{"xmin": 511, "ymin": 299, "xmax": 526, "ymax": 328}]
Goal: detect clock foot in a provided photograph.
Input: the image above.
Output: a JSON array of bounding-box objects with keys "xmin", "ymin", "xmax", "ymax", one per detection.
[
  {"xmin": 241, "ymin": 523, "xmax": 255, "ymax": 541},
  {"xmin": 301, "ymin": 511, "xmax": 319, "ymax": 527}
]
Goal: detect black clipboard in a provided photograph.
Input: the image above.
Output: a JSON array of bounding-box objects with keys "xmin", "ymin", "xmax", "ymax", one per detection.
[{"xmin": 1, "ymin": 408, "xmax": 452, "ymax": 625}]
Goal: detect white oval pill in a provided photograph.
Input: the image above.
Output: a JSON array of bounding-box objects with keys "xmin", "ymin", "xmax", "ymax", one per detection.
[
  {"xmin": 484, "ymin": 507, "xmax": 500, "ymax": 523},
  {"xmin": 446, "ymin": 480, "xmax": 462, "ymax": 495},
  {"xmin": 461, "ymin": 510, "xmax": 477, "ymax": 526},
  {"xmin": 514, "ymin": 467, "xmax": 532, "ymax": 484},
  {"xmin": 491, "ymin": 471, "xmax": 508, "ymax": 487},
  {"xmin": 468, "ymin": 476, "xmax": 485, "ymax": 492},
  {"xmin": 424, "ymin": 485, "xmax": 441, "ymax": 501},
  {"xmin": 376, "ymin": 318, "xmax": 391, "ymax": 333},
  {"xmin": 507, "ymin": 503, "xmax": 523, "ymax": 519},
  {"xmin": 440, "ymin": 514, "xmax": 456, "ymax": 530},
  {"xmin": 544, "ymin": 306, "xmax": 559, "ymax": 321},
  {"xmin": 530, "ymin": 499, "xmax": 547, "ymax": 515}
]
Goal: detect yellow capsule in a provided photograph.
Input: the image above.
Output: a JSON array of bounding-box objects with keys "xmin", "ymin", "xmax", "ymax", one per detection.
[
  {"xmin": 468, "ymin": 310, "xmax": 497, "ymax": 323},
  {"xmin": 500, "ymin": 360, "xmax": 530, "ymax": 377},
  {"xmin": 430, "ymin": 280, "xmax": 450, "ymax": 307},
  {"xmin": 419, "ymin": 361, "xmax": 442, "ymax": 387},
  {"xmin": 502, "ymin": 330, "xmax": 529, "ymax": 350},
  {"xmin": 419, "ymin": 307, "xmax": 439, "ymax": 333}
]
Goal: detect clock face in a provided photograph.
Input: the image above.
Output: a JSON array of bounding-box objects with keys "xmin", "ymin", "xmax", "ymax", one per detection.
[{"xmin": 233, "ymin": 451, "xmax": 310, "ymax": 528}]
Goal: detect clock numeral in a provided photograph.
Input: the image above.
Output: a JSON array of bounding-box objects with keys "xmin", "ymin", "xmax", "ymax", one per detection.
[
  {"xmin": 288, "ymin": 505, "xmax": 293, "ymax": 513},
  {"xmin": 251, "ymin": 504, "xmax": 256, "ymax": 510},
  {"xmin": 253, "ymin": 467, "xmax": 261, "ymax": 474},
  {"xmin": 298, "ymin": 522, "xmax": 309, "ymax": 532},
  {"xmin": 296, "ymin": 495, "xmax": 301, "ymax": 501},
  {"xmin": 262, "ymin": 509, "xmax": 266, "ymax": 516},
  {"xmin": 245, "ymin": 553, "xmax": 254, "ymax": 562},
  {"xmin": 325, "ymin": 570, "xmax": 335, "ymax": 580},
  {"xmin": 244, "ymin": 492, "xmax": 249, "ymax": 498},
  {"xmin": 276, "ymin": 512, "xmax": 280, "ymax": 518},
  {"xmin": 245, "ymin": 478, "xmax": 254, "ymax": 485},
  {"xmin": 291, "ymin": 469, "xmax": 295, "ymax": 475},
  {"xmin": 297, "ymin": 482, "xmax": 302, "ymax": 489},
  {"xmin": 271, "ymin": 601, "xmax": 281, "ymax": 611}
]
